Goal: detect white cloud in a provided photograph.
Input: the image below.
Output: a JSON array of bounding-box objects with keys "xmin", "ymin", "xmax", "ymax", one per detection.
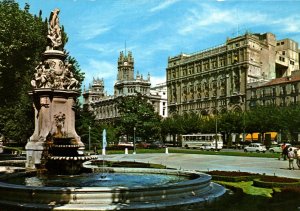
[
  {"xmin": 272, "ymin": 16, "xmax": 300, "ymax": 33},
  {"xmin": 84, "ymin": 42, "xmax": 120, "ymax": 54},
  {"xmin": 78, "ymin": 24, "xmax": 112, "ymax": 40},
  {"xmin": 140, "ymin": 22, "xmax": 163, "ymax": 34},
  {"xmin": 150, "ymin": 76, "xmax": 166, "ymax": 87},
  {"xmin": 83, "ymin": 60, "xmax": 116, "ymax": 83},
  {"xmin": 178, "ymin": 4, "xmax": 267, "ymax": 36},
  {"xmin": 149, "ymin": 0, "xmax": 179, "ymax": 12}
]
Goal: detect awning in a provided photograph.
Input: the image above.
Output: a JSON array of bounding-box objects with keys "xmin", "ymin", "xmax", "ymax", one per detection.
[
  {"xmin": 265, "ymin": 132, "xmax": 277, "ymax": 139},
  {"xmin": 245, "ymin": 133, "xmax": 259, "ymax": 141}
]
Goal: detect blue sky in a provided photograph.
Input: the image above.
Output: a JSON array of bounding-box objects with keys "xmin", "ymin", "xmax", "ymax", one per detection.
[{"xmin": 17, "ymin": 0, "xmax": 300, "ymax": 95}]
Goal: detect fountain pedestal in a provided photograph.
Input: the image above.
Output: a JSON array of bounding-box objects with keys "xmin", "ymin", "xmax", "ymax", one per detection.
[{"xmin": 25, "ymin": 88, "xmax": 84, "ymax": 170}]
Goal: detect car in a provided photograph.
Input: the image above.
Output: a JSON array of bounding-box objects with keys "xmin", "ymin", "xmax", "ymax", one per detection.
[
  {"xmin": 200, "ymin": 143, "xmax": 215, "ymax": 151},
  {"xmin": 148, "ymin": 141, "xmax": 166, "ymax": 149},
  {"xmin": 117, "ymin": 142, "xmax": 134, "ymax": 149},
  {"xmin": 244, "ymin": 143, "xmax": 267, "ymax": 153},
  {"xmin": 136, "ymin": 142, "xmax": 150, "ymax": 149},
  {"xmin": 269, "ymin": 143, "xmax": 298, "ymax": 153}
]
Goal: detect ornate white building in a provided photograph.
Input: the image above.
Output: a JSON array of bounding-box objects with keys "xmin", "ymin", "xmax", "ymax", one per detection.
[
  {"xmin": 83, "ymin": 51, "xmax": 165, "ymax": 121},
  {"xmin": 150, "ymin": 83, "xmax": 168, "ymax": 118}
]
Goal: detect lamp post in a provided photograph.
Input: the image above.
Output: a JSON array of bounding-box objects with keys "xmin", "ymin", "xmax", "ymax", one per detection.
[
  {"xmin": 88, "ymin": 125, "xmax": 91, "ymax": 154},
  {"xmin": 215, "ymin": 100, "xmax": 218, "ymax": 151},
  {"xmin": 133, "ymin": 127, "xmax": 136, "ymax": 154}
]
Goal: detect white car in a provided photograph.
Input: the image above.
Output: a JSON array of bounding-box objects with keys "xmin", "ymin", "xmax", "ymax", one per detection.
[
  {"xmin": 269, "ymin": 143, "xmax": 298, "ymax": 153},
  {"xmin": 200, "ymin": 143, "xmax": 222, "ymax": 151},
  {"xmin": 244, "ymin": 143, "xmax": 267, "ymax": 153}
]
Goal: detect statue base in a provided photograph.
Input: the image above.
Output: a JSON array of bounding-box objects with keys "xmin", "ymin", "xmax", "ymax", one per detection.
[{"xmin": 25, "ymin": 88, "xmax": 83, "ymax": 169}]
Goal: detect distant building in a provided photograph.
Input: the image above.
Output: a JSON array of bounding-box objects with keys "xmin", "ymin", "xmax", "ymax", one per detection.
[
  {"xmin": 150, "ymin": 83, "xmax": 168, "ymax": 118},
  {"xmin": 83, "ymin": 51, "xmax": 165, "ymax": 121},
  {"xmin": 247, "ymin": 70, "xmax": 300, "ymax": 108},
  {"xmin": 166, "ymin": 32, "xmax": 299, "ymax": 115}
]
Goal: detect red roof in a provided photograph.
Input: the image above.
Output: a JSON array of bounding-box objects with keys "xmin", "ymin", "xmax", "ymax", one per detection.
[{"xmin": 263, "ymin": 75, "xmax": 300, "ymax": 86}]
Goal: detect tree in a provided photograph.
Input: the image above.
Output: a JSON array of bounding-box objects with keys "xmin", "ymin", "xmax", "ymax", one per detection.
[
  {"xmin": 117, "ymin": 94, "xmax": 161, "ymax": 142},
  {"xmin": 161, "ymin": 114, "xmax": 185, "ymax": 146},
  {"xmin": 218, "ymin": 111, "xmax": 243, "ymax": 147},
  {"xmin": 0, "ymin": 1, "xmax": 47, "ymax": 143}
]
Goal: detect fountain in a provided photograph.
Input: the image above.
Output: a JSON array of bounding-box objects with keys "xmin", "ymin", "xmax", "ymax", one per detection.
[
  {"xmin": 0, "ymin": 8, "xmax": 226, "ymax": 210},
  {"xmin": 24, "ymin": 8, "xmax": 96, "ymax": 174}
]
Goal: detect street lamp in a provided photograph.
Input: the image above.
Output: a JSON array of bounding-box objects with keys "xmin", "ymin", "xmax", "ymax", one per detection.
[
  {"xmin": 215, "ymin": 100, "xmax": 218, "ymax": 151},
  {"xmin": 88, "ymin": 125, "xmax": 91, "ymax": 154},
  {"xmin": 133, "ymin": 127, "xmax": 136, "ymax": 154}
]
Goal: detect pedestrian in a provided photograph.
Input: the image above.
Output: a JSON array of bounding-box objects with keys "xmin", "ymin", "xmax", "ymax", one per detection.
[
  {"xmin": 296, "ymin": 149, "xmax": 300, "ymax": 169},
  {"xmin": 278, "ymin": 143, "xmax": 286, "ymax": 160},
  {"xmin": 282, "ymin": 144, "xmax": 289, "ymax": 160},
  {"xmin": 288, "ymin": 147, "xmax": 295, "ymax": 170}
]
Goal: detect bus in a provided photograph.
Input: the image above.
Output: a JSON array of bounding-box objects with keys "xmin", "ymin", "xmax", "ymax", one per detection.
[{"xmin": 181, "ymin": 133, "xmax": 223, "ymax": 151}]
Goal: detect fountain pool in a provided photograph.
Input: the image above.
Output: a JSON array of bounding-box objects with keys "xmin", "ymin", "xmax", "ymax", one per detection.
[{"xmin": 0, "ymin": 167, "xmax": 225, "ymax": 210}]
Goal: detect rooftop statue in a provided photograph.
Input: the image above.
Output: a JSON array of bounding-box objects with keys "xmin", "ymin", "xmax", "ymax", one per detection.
[{"xmin": 47, "ymin": 8, "xmax": 62, "ymax": 50}]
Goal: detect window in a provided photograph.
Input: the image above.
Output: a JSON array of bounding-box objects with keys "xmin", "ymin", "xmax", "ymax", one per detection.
[
  {"xmin": 290, "ymin": 60, "xmax": 295, "ymax": 65},
  {"xmin": 282, "ymin": 51, "xmax": 285, "ymax": 55},
  {"xmin": 272, "ymin": 87, "xmax": 276, "ymax": 96},
  {"xmin": 281, "ymin": 41, "xmax": 284, "ymax": 45}
]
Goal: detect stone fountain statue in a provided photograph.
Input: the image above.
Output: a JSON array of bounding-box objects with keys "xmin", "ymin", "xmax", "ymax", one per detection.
[{"xmin": 26, "ymin": 9, "xmax": 94, "ymax": 174}]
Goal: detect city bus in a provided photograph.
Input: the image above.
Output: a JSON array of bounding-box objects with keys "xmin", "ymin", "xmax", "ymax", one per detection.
[{"xmin": 181, "ymin": 133, "xmax": 223, "ymax": 151}]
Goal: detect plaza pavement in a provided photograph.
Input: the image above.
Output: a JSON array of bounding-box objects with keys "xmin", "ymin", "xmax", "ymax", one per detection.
[{"xmin": 102, "ymin": 152, "xmax": 300, "ymax": 179}]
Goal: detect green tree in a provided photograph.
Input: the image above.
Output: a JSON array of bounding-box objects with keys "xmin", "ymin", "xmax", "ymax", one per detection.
[
  {"xmin": 161, "ymin": 114, "xmax": 185, "ymax": 146},
  {"xmin": 0, "ymin": 1, "xmax": 47, "ymax": 143},
  {"xmin": 117, "ymin": 94, "xmax": 161, "ymax": 142},
  {"xmin": 75, "ymin": 104, "xmax": 96, "ymax": 148}
]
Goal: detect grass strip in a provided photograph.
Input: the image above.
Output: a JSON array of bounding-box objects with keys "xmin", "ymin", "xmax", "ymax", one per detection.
[{"xmin": 216, "ymin": 180, "xmax": 273, "ymax": 197}]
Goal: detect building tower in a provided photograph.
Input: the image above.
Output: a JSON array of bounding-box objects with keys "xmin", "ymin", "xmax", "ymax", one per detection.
[
  {"xmin": 114, "ymin": 51, "xmax": 151, "ymax": 97},
  {"xmin": 83, "ymin": 77, "xmax": 106, "ymax": 104},
  {"xmin": 117, "ymin": 51, "xmax": 134, "ymax": 81}
]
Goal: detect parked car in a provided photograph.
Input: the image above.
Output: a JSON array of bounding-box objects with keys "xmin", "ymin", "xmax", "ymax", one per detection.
[
  {"xmin": 200, "ymin": 143, "xmax": 215, "ymax": 151},
  {"xmin": 244, "ymin": 143, "xmax": 267, "ymax": 153},
  {"xmin": 117, "ymin": 142, "xmax": 134, "ymax": 149},
  {"xmin": 136, "ymin": 142, "xmax": 150, "ymax": 149},
  {"xmin": 149, "ymin": 141, "xmax": 166, "ymax": 149},
  {"xmin": 269, "ymin": 143, "xmax": 298, "ymax": 153}
]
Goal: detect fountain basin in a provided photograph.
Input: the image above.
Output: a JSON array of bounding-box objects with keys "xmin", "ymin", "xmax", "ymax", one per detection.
[{"xmin": 0, "ymin": 168, "xmax": 225, "ymax": 210}]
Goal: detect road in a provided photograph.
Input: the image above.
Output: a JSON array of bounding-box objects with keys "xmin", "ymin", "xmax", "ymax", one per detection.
[{"xmin": 102, "ymin": 152, "xmax": 300, "ymax": 179}]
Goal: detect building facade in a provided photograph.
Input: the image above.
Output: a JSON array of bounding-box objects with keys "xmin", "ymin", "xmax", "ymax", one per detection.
[
  {"xmin": 166, "ymin": 32, "xmax": 299, "ymax": 115},
  {"xmin": 150, "ymin": 83, "xmax": 168, "ymax": 118},
  {"xmin": 247, "ymin": 71, "xmax": 300, "ymax": 108},
  {"xmin": 83, "ymin": 51, "xmax": 164, "ymax": 121}
]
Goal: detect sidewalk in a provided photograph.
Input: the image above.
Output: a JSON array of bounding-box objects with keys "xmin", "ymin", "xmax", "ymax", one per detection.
[{"xmin": 103, "ymin": 153, "xmax": 300, "ymax": 179}]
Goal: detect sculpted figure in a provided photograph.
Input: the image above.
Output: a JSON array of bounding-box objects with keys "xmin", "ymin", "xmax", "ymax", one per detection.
[
  {"xmin": 52, "ymin": 112, "xmax": 66, "ymax": 137},
  {"xmin": 63, "ymin": 63, "xmax": 78, "ymax": 89},
  {"xmin": 47, "ymin": 8, "xmax": 62, "ymax": 50},
  {"xmin": 31, "ymin": 62, "xmax": 47, "ymax": 88}
]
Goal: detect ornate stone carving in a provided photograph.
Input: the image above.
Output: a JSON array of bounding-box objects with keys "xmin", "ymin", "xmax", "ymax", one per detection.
[
  {"xmin": 52, "ymin": 112, "xmax": 66, "ymax": 137},
  {"xmin": 47, "ymin": 8, "xmax": 62, "ymax": 50},
  {"xmin": 31, "ymin": 60, "xmax": 79, "ymax": 90}
]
